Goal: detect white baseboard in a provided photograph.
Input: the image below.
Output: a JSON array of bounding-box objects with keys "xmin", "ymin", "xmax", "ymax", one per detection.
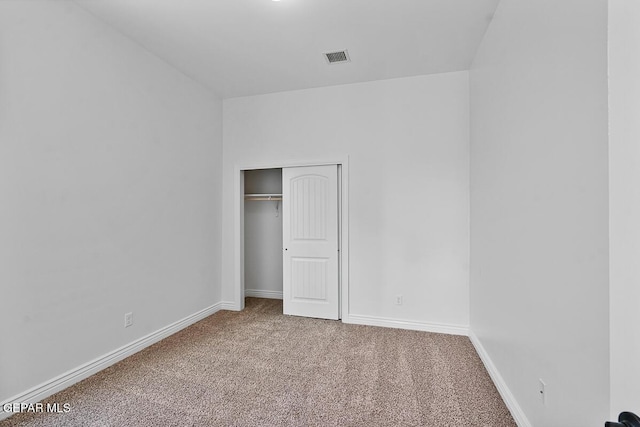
[
  {"xmin": 344, "ymin": 313, "xmax": 468, "ymax": 336},
  {"xmin": 244, "ymin": 289, "xmax": 283, "ymax": 300},
  {"xmin": 0, "ymin": 302, "xmax": 225, "ymax": 421},
  {"xmin": 468, "ymin": 330, "xmax": 531, "ymax": 427},
  {"xmin": 219, "ymin": 301, "xmax": 240, "ymax": 311}
]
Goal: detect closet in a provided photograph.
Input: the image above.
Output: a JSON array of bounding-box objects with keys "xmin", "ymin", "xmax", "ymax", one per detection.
[
  {"xmin": 243, "ymin": 164, "xmax": 340, "ymax": 320},
  {"xmin": 243, "ymin": 168, "xmax": 283, "ymax": 300}
]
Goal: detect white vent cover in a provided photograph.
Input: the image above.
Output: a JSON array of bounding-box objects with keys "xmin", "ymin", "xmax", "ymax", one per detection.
[{"xmin": 324, "ymin": 50, "xmax": 351, "ymax": 64}]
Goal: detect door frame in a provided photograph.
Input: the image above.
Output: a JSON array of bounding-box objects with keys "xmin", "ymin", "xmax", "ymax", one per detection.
[{"xmin": 233, "ymin": 157, "xmax": 349, "ymax": 320}]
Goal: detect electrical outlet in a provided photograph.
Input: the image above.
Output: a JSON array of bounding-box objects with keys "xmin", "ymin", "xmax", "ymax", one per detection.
[
  {"xmin": 539, "ymin": 379, "xmax": 546, "ymax": 405},
  {"xmin": 395, "ymin": 295, "xmax": 403, "ymax": 305},
  {"xmin": 124, "ymin": 312, "xmax": 133, "ymax": 328}
]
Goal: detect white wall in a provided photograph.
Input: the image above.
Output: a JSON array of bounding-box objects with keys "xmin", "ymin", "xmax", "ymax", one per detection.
[
  {"xmin": 222, "ymin": 72, "xmax": 470, "ymax": 329},
  {"xmin": 0, "ymin": 0, "xmax": 223, "ymax": 403},
  {"xmin": 244, "ymin": 169, "xmax": 283, "ymax": 297},
  {"xmin": 609, "ymin": 0, "xmax": 640, "ymax": 418},
  {"xmin": 469, "ymin": 0, "xmax": 609, "ymax": 425}
]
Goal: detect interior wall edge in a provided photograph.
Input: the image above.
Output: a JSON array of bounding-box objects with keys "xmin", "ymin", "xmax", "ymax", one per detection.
[
  {"xmin": 468, "ymin": 331, "xmax": 532, "ymax": 427},
  {"xmin": 72, "ymin": 0, "xmax": 223, "ymax": 98}
]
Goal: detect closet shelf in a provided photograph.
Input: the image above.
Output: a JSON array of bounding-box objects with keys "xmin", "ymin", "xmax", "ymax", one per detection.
[{"xmin": 244, "ymin": 193, "xmax": 282, "ymax": 201}]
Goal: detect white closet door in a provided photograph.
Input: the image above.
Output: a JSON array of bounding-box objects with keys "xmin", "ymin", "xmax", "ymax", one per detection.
[{"xmin": 282, "ymin": 165, "xmax": 339, "ymax": 320}]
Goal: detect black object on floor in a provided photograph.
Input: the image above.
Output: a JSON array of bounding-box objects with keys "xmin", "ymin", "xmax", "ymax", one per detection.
[{"xmin": 606, "ymin": 412, "xmax": 640, "ymax": 427}]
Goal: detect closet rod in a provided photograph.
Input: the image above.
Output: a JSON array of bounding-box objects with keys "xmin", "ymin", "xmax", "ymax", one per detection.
[{"xmin": 244, "ymin": 193, "xmax": 282, "ymax": 201}]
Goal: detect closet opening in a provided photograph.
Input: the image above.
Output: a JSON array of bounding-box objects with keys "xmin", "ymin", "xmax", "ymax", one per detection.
[
  {"xmin": 243, "ymin": 168, "xmax": 284, "ymax": 301},
  {"xmin": 235, "ymin": 159, "xmax": 349, "ymax": 320}
]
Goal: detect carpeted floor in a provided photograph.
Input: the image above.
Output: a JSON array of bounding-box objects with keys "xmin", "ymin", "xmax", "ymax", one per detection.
[{"xmin": 2, "ymin": 298, "xmax": 515, "ymax": 426}]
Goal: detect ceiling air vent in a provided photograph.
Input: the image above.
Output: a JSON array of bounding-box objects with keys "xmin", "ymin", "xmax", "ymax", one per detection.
[{"xmin": 324, "ymin": 50, "xmax": 351, "ymax": 64}]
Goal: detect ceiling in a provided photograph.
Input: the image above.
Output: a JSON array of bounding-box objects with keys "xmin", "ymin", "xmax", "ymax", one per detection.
[{"xmin": 75, "ymin": 0, "xmax": 500, "ymax": 99}]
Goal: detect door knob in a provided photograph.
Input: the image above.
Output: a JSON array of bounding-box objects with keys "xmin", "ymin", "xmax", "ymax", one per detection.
[{"xmin": 606, "ymin": 412, "xmax": 640, "ymax": 427}]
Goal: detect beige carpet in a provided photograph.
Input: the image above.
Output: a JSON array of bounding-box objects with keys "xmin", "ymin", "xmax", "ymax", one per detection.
[{"xmin": 2, "ymin": 298, "xmax": 515, "ymax": 426}]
